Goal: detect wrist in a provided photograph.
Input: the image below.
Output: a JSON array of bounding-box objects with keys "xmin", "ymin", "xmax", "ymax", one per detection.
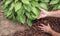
[
  {"xmin": 47, "ymin": 12, "xmax": 52, "ymax": 17},
  {"xmin": 49, "ymin": 29, "xmax": 54, "ymax": 34},
  {"xmin": 47, "ymin": 28, "xmax": 54, "ymax": 34},
  {"xmin": 49, "ymin": 29, "xmax": 57, "ymax": 35}
]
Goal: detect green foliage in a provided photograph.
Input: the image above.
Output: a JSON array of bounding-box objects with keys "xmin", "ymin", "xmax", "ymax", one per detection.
[
  {"xmin": 40, "ymin": 0, "xmax": 49, "ymax": 3},
  {"xmin": 50, "ymin": 0, "xmax": 59, "ymax": 4},
  {"xmin": 2, "ymin": 0, "xmax": 60, "ymax": 27},
  {"xmin": 39, "ymin": 3, "xmax": 48, "ymax": 10}
]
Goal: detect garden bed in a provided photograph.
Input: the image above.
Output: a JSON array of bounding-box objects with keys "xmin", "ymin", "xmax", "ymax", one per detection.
[
  {"xmin": 1, "ymin": 0, "xmax": 60, "ymax": 36},
  {"xmin": 14, "ymin": 17, "xmax": 60, "ymax": 36}
]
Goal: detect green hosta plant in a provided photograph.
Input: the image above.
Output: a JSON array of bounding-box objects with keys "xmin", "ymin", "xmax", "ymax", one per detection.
[{"xmin": 2, "ymin": 0, "xmax": 60, "ymax": 27}]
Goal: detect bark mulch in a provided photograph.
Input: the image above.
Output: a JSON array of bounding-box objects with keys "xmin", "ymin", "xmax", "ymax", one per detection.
[{"xmin": 13, "ymin": 17, "xmax": 60, "ymax": 36}]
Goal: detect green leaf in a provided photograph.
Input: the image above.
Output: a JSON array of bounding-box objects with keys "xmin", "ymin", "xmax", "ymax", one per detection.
[
  {"xmin": 31, "ymin": 13, "xmax": 37, "ymax": 20},
  {"xmin": 50, "ymin": 0, "xmax": 59, "ymax": 4},
  {"xmin": 15, "ymin": 0, "xmax": 19, "ymax": 3},
  {"xmin": 23, "ymin": 4, "xmax": 32, "ymax": 12},
  {"xmin": 12, "ymin": 14, "xmax": 17, "ymax": 22},
  {"xmin": 20, "ymin": 15, "xmax": 26, "ymax": 24},
  {"xmin": 27, "ymin": 19, "xmax": 32, "ymax": 27},
  {"xmin": 2, "ymin": 4, "xmax": 8, "ymax": 10},
  {"xmin": 35, "ymin": 0, "xmax": 39, "ymax": 1},
  {"xmin": 16, "ymin": 7, "xmax": 25, "ymax": 24},
  {"xmin": 39, "ymin": 3, "xmax": 48, "ymax": 10},
  {"xmin": 31, "ymin": 11, "xmax": 40, "ymax": 19},
  {"xmin": 17, "ymin": 7, "xmax": 25, "ymax": 16},
  {"xmin": 5, "ymin": 10, "xmax": 13, "ymax": 18},
  {"xmin": 17, "ymin": 15, "xmax": 26, "ymax": 24},
  {"xmin": 15, "ymin": 2, "xmax": 22, "ymax": 12},
  {"xmin": 7, "ymin": 14, "xmax": 13, "ymax": 19},
  {"xmin": 2, "ymin": 0, "xmax": 6, "ymax": 4},
  {"xmin": 58, "ymin": 5, "xmax": 60, "ymax": 9},
  {"xmin": 40, "ymin": 0, "xmax": 49, "ymax": 3},
  {"xmin": 31, "ymin": 1, "xmax": 39, "ymax": 7},
  {"xmin": 5, "ymin": 0, "xmax": 13, "ymax": 6},
  {"xmin": 25, "ymin": 12, "xmax": 33, "ymax": 20},
  {"xmin": 53, "ymin": 5, "xmax": 58, "ymax": 10},
  {"xmin": 3, "ymin": 7, "xmax": 8, "ymax": 12},
  {"xmin": 22, "ymin": 0, "xmax": 30, "ymax": 4},
  {"xmin": 9, "ymin": 2, "xmax": 14, "ymax": 11},
  {"xmin": 32, "ymin": 7, "xmax": 40, "ymax": 15}
]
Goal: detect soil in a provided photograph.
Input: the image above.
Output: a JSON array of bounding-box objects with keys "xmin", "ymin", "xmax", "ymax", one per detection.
[{"xmin": 13, "ymin": 17, "xmax": 60, "ymax": 36}]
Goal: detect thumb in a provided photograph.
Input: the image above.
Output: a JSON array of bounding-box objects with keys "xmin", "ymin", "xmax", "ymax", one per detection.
[
  {"xmin": 48, "ymin": 24, "xmax": 50, "ymax": 26},
  {"xmin": 39, "ymin": 8, "xmax": 47, "ymax": 13}
]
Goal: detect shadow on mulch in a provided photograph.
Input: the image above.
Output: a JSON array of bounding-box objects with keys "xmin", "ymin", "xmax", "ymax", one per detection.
[{"xmin": 13, "ymin": 17, "xmax": 60, "ymax": 36}]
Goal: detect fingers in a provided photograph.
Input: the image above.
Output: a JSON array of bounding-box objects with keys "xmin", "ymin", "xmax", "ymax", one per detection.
[
  {"xmin": 38, "ymin": 14, "xmax": 45, "ymax": 19},
  {"xmin": 38, "ymin": 26, "xmax": 44, "ymax": 28},
  {"xmin": 38, "ymin": 24, "xmax": 47, "ymax": 30},
  {"xmin": 38, "ymin": 26, "xmax": 45, "ymax": 32},
  {"xmin": 48, "ymin": 23, "xmax": 49, "ymax": 26},
  {"xmin": 47, "ymin": 23, "xmax": 50, "ymax": 27},
  {"xmin": 40, "ymin": 24, "xmax": 46, "ymax": 27},
  {"xmin": 38, "ymin": 23, "xmax": 51, "ymax": 33},
  {"xmin": 38, "ymin": 24, "xmax": 46, "ymax": 28},
  {"xmin": 38, "ymin": 24, "xmax": 46, "ymax": 29}
]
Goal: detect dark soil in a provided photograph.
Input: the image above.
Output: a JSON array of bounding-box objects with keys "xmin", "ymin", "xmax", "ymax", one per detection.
[{"xmin": 13, "ymin": 17, "xmax": 60, "ymax": 36}]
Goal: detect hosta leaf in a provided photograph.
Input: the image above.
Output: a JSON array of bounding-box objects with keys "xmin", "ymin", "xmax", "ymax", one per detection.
[
  {"xmin": 17, "ymin": 7, "xmax": 24, "ymax": 15},
  {"xmin": 40, "ymin": 0, "xmax": 49, "ymax": 3},
  {"xmin": 31, "ymin": 11, "xmax": 40, "ymax": 19},
  {"xmin": 31, "ymin": 13, "xmax": 37, "ymax": 20},
  {"xmin": 2, "ymin": 0, "xmax": 6, "ymax": 4},
  {"xmin": 39, "ymin": 3, "xmax": 48, "ymax": 10},
  {"xmin": 27, "ymin": 19, "xmax": 32, "ymax": 27},
  {"xmin": 25, "ymin": 12, "xmax": 33, "ymax": 20},
  {"xmin": 50, "ymin": 0, "xmax": 59, "ymax": 4},
  {"xmin": 15, "ymin": 2, "xmax": 22, "ymax": 12},
  {"xmin": 3, "ymin": 7, "xmax": 8, "ymax": 12},
  {"xmin": 31, "ymin": 1, "xmax": 39, "ymax": 7},
  {"xmin": 32, "ymin": 7, "xmax": 40, "ymax": 15},
  {"xmin": 17, "ymin": 7, "xmax": 25, "ymax": 23},
  {"xmin": 15, "ymin": 0, "xmax": 18, "ymax": 3},
  {"xmin": 5, "ymin": 0, "xmax": 13, "ymax": 6},
  {"xmin": 5, "ymin": 10, "xmax": 13, "ymax": 18},
  {"xmin": 3, "ymin": 8, "xmax": 9, "ymax": 16},
  {"xmin": 29, "ymin": 0, "xmax": 32, "ymax": 1},
  {"xmin": 19, "ymin": 15, "xmax": 26, "ymax": 24},
  {"xmin": 7, "ymin": 14, "xmax": 13, "ymax": 19},
  {"xmin": 22, "ymin": 0, "xmax": 30, "ymax": 4},
  {"xmin": 2, "ymin": 4, "xmax": 8, "ymax": 9},
  {"xmin": 23, "ymin": 4, "xmax": 31, "ymax": 12},
  {"xmin": 9, "ymin": 2, "xmax": 14, "ymax": 11},
  {"xmin": 58, "ymin": 5, "xmax": 60, "ymax": 9},
  {"xmin": 12, "ymin": 14, "xmax": 17, "ymax": 22},
  {"xmin": 35, "ymin": 0, "xmax": 39, "ymax": 1},
  {"xmin": 53, "ymin": 5, "xmax": 58, "ymax": 10}
]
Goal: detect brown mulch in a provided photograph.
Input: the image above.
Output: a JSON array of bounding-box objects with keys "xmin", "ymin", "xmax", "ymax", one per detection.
[{"xmin": 13, "ymin": 17, "xmax": 60, "ymax": 36}]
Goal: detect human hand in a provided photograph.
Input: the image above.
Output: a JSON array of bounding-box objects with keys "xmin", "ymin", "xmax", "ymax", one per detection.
[
  {"xmin": 38, "ymin": 24, "xmax": 53, "ymax": 33},
  {"xmin": 38, "ymin": 8, "xmax": 49, "ymax": 19}
]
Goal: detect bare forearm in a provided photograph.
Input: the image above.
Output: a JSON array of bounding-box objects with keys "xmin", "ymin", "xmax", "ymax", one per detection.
[
  {"xmin": 48, "ymin": 10, "xmax": 60, "ymax": 17},
  {"xmin": 50, "ymin": 30, "xmax": 60, "ymax": 36}
]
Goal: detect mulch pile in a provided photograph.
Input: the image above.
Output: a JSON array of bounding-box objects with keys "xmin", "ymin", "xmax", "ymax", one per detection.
[{"xmin": 13, "ymin": 17, "xmax": 60, "ymax": 36}]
